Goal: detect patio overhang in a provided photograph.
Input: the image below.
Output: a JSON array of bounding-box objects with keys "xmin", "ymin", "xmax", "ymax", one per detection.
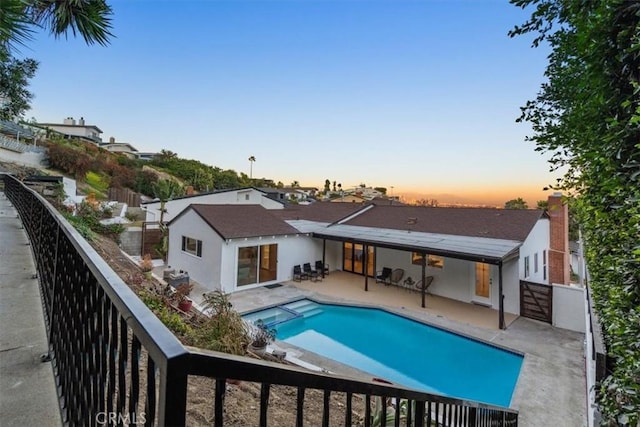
[{"xmin": 289, "ymin": 220, "xmax": 522, "ymax": 265}]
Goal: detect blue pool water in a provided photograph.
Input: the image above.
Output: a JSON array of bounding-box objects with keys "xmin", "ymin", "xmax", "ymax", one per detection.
[{"xmin": 244, "ymin": 299, "xmax": 523, "ymax": 407}]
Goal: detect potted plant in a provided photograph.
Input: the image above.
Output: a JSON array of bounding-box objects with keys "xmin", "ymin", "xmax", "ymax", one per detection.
[
  {"xmin": 139, "ymin": 254, "xmax": 154, "ymax": 278},
  {"xmin": 248, "ymin": 319, "xmax": 276, "ymax": 355},
  {"xmin": 174, "ymin": 282, "xmax": 194, "ymax": 312}
]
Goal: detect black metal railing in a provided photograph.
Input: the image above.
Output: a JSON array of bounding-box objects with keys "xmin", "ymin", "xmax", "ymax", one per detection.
[{"xmin": 3, "ymin": 173, "xmax": 518, "ymax": 426}]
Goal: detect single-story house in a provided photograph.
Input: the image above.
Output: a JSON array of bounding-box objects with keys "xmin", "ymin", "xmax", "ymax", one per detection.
[{"xmin": 166, "ymin": 193, "xmax": 569, "ymax": 329}]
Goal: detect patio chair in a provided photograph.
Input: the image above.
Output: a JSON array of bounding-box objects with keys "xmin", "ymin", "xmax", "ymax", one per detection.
[
  {"xmin": 375, "ymin": 267, "xmax": 392, "ymax": 284},
  {"xmin": 415, "ymin": 276, "xmax": 434, "ymax": 294},
  {"xmin": 303, "ymin": 262, "xmax": 319, "ymax": 281},
  {"xmin": 293, "ymin": 265, "xmax": 307, "ymax": 282},
  {"xmin": 389, "ymin": 268, "xmax": 405, "ymax": 287},
  {"xmin": 315, "ymin": 260, "xmax": 329, "ymax": 276}
]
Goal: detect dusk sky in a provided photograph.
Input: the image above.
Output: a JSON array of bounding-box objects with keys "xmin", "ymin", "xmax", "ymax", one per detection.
[{"xmin": 23, "ymin": 0, "xmax": 553, "ymax": 206}]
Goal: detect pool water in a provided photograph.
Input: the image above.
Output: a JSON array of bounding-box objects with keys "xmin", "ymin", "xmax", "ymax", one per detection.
[{"xmin": 244, "ymin": 299, "xmax": 523, "ymax": 407}]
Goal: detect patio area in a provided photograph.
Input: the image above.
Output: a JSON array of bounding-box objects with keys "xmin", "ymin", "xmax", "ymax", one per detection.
[{"xmin": 287, "ymin": 271, "xmax": 518, "ymax": 331}]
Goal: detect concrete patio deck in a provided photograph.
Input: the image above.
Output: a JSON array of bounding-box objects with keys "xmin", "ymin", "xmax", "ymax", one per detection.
[{"xmin": 229, "ymin": 274, "xmax": 587, "ymax": 427}]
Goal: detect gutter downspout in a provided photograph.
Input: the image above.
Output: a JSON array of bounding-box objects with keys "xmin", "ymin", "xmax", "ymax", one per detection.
[{"xmin": 322, "ymin": 239, "xmax": 326, "ymax": 279}]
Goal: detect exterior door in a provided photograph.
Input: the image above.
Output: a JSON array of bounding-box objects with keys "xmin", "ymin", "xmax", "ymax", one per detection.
[{"xmin": 474, "ymin": 262, "xmax": 491, "ymax": 303}]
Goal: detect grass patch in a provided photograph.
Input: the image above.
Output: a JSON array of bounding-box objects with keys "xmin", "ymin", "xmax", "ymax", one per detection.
[{"xmin": 85, "ymin": 171, "xmax": 109, "ymax": 195}]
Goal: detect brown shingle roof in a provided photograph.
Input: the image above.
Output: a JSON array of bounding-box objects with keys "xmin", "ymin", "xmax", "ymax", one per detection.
[
  {"xmin": 342, "ymin": 205, "xmax": 546, "ymax": 241},
  {"xmin": 273, "ymin": 202, "xmax": 366, "ymax": 223},
  {"xmin": 188, "ymin": 204, "xmax": 299, "ymax": 239}
]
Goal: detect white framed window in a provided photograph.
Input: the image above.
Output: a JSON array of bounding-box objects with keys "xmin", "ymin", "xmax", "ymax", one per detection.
[
  {"xmin": 524, "ymin": 256, "xmax": 530, "ymax": 278},
  {"xmin": 534, "ymin": 252, "xmax": 539, "ymax": 274},
  {"xmin": 543, "ymin": 250, "xmax": 547, "ymax": 280},
  {"xmin": 181, "ymin": 236, "xmax": 202, "ymax": 257}
]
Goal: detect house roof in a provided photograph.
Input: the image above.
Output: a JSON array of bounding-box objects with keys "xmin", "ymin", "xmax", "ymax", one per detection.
[
  {"xmin": 291, "ymin": 220, "xmax": 522, "ymax": 263},
  {"xmin": 181, "ymin": 204, "xmax": 300, "ymax": 239},
  {"xmin": 341, "ymin": 205, "xmax": 546, "ymax": 241},
  {"xmin": 273, "ymin": 202, "xmax": 366, "ymax": 223},
  {"xmin": 141, "ymin": 187, "xmax": 278, "ymax": 205},
  {"xmin": 38, "ymin": 122, "xmax": 103, "ymax": 133}
]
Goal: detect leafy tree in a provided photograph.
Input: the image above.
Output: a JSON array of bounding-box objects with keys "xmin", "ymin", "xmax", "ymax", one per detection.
[
  {"xmin": 290, "ymin": 180, "xmax": 299, "ymax": 188},
  {"xmin": 324, "ymin": 179, "xmax": 330, "ymax": 193},
  {"xmin": 374, "ymin": 187, "xmax": 387, "ymax": 195},
  {"xmin": 504, "ymin": 197, "xmax": 528, "ymax": 209},
  {"xmin": 511, "ymin": 1, "xmax": 640, "ymax": 422},
  {"xmin": 1, "ymin": 0, "xmax": 113, "ymax": 119},
  {"xmin": 1, "ymin": 0, "xmax": 114, "ymax": 50},
  {"xmin": 0, "ymin": 46, "xmax": 38, "ymax": 120},
  {"xmin": 536, "ymin": 200, "xmax": 548, "ymax": 210}
]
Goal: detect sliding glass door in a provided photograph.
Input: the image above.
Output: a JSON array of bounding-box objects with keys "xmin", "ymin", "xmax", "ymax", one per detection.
[
  {"xmin": 343, "ymin": 242, "xmax": 375, "ymax": 276},
  {"xmin": 237, "ymin": 243, "xmax": 278, "ymax": 287}
]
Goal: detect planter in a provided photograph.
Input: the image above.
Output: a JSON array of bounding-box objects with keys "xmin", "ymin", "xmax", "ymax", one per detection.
[{"xmin": 178, "ymin": 299, "xmax": 192, "ymax": 312}]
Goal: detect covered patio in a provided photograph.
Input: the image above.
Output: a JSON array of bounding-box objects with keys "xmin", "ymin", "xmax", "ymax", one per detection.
[{"xmin": 288, "ymin": 271, "xmax": 519, "ymax": 330}]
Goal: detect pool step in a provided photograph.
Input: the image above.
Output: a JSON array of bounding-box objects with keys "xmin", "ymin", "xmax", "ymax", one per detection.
[
  {"xmin": 284, "ymin": 300, "xmax": 324, "ymax": 318},
  {"xmin": 301, "ymin": 308, "xmax": 322, "ymax": 318}
]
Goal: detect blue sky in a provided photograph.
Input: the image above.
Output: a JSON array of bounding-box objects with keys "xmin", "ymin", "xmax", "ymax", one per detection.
[{"xmin": 23, "ymin": 0, "xmax": 552, "ymax": 205}]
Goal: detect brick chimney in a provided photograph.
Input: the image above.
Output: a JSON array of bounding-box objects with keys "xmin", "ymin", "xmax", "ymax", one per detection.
[{"xmin": 547, "ymin": 192, "xmax": 569, "ymax": 285}]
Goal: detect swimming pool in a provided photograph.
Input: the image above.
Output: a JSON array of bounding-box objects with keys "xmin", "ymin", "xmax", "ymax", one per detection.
[{"xmin": 244, "ymin": 299, "xmax": 523, "ymax": 407}]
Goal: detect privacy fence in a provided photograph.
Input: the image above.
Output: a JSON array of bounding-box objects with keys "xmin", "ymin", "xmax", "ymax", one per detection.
[{"xmin": 2, "ymin": 173, "xmax": 518, "ymax": 426}]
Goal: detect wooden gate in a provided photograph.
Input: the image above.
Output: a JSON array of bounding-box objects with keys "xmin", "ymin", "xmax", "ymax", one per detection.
[
  {"xmin": 141, "ymin": 221, "xmax": 163, "ymax": 259},
  {"xmin": 520, "ymin": 280, "xmax": 553, "ymax": 323}
]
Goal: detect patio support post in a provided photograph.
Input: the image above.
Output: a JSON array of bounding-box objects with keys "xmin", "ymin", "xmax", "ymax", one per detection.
[
  {"xmin": 322, "ymin": 239, "xmax": 326, "ymax": 278},
  {"xmin": 364, "ymin": 244, "xmax": 369, "ymax": 291},
  {"xmin": 498, "ymin": 262, "xmax": 505, "ymax": 330},
  {"xmin": 421, "ymin": 253, "xmax": 426, "ymax": 308}
]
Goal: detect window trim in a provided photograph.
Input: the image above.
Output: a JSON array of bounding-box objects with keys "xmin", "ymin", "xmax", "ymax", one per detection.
[
  {"xmin": 181, "ymin": 236, "xmax": 202, "ymax": 257},
  {"xmin": 524, "ymin": 255, "xmax": 530, "ymax": 278}
]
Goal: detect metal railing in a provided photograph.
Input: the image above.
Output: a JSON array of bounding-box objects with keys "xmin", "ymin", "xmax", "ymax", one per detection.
[{"xmin": 3, "ymin": 173, "xmax": 518, "ymax": 426}]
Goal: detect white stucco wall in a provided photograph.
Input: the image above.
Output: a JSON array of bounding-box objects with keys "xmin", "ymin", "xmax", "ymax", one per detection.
[
  {"xmin": 143, "ymin": 188, "xmax": 282, "ymax": 222},
  {"xmin": 220, "ymin": 234, "xmax": 319, "ymax": 293},
  {"xmin": 501, "ymin": 258, "xmax": 520, "ymax": 314},
  {"xmin": 373, "ymin": 247, "xmax": 520, "ymax": 315},
  {"xmin": 167, "ymin": 209, "xmax": 224, "ymax": 293},
  {"xmin": 552, "ymin": 284, "xmax": 586, "ymax": 332},
  {"xmin": 518, "ymin": 218, "xmax": 550, "ymax": 283}
]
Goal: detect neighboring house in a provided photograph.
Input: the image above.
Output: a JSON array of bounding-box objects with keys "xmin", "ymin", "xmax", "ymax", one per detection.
[
  {"xmin": 141, "ymin": 187, "xmax": 285, "ymax": 222},
  {"xmin": 134, "ymin": 152, "xmax": 158, "ymax": 161},
  {"xmin": 101, "ymin": 138, "xmax": 139, "ymax": 158},
  {"xmin": 38, "ymin": 117, "xmax": 103, "ymax": 144},
  {"xmin": 166, "ymin": 193, "xmax": 569, "ymax": 328},
  {"xmin": 330, "ymin": 194, "xmax": 367, "ymax": 203}
]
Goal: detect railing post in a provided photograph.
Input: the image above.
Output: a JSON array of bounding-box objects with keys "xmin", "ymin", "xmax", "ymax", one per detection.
[
  {"xmin": 43, "ymin": 225, "xmax": 61, "ymax": 361},
  {"xmin": 158, "ymin": 354, "xmax": 190, "ymax": 427}
]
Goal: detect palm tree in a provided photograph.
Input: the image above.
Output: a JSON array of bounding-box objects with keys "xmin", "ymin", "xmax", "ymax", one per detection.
[
  {"xmin": 152, "ymin": 179, "xmax": 184, "ymax": 260},
  {"xmin": 248, "ymin": 156, "xmax": 256, "ymax": 179},
  {"xmin": 1, "ymin": 0, "xmax": 114, "ymax": 50}
]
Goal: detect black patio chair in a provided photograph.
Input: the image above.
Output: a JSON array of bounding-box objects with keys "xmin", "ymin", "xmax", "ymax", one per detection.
[
  {"xmin": 315, "ymin": 260, "xmax": 329, "ymax": 276},
  {"xmin": 303, "ymin": 262, "xmax": 319, "ymax": 281},
  {"xmin": 375, "ymin": 267, "xmax": 392, "ymax": 284},
  {"xmin": 293, "ymin": 264, "xmax": 307, "ymax": 282}
]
